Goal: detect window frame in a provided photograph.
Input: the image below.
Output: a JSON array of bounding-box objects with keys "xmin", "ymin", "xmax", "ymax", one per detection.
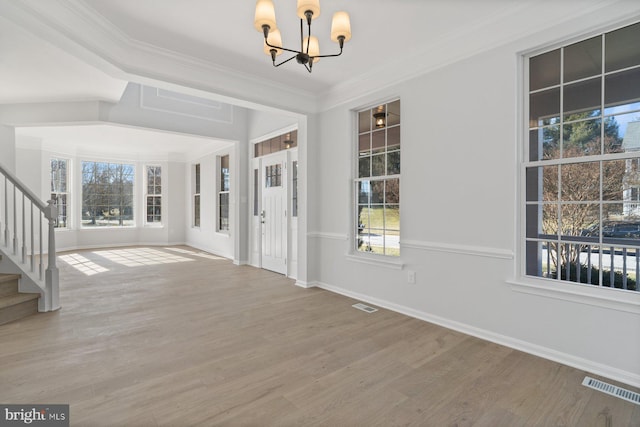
[
  {"xmin": 50, "ymin": 157, "xmax": 70, "ymax": 230},
  {"xmin": 518, "ymin": 21, "xmax": 640, "ymax": 305},
  {"xmin": 193, "ymin": 163, "xmax": 201, "ymax": 228},
  {"xmin": 352, "ymin": 98, "xmax": 402, "ymax": 259},
  {"xmin": 217, "ymin": 155, "xmax": 230, "ymax": 233},
  {"xmin": 145, "ymin": 165, "xmax": 162, "ymax": 226},
  {"xmin": 80, "ymin": 160, "xmax": 136, "ymax": 228}
]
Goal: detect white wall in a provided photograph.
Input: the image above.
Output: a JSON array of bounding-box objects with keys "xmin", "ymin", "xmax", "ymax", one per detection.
[
  {"xmin": 309, "ymin": 23, "xmax": 640, "ymax": 386},
  {"xmin": 14, "ymin": 142, "xmax": 187, "ymax": 251},
  {"xmin": 184, "ymin": 146, "xmax": 234, "ymax": 259},
  {"xmin": 0, "ymin": 124, "xmax": 16, "ymax": 172}
]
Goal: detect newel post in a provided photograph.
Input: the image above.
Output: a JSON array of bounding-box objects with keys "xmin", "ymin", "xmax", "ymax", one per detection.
[{"xmin": 44, "ymin": 200, "xmax": 60, "ymax": 311}]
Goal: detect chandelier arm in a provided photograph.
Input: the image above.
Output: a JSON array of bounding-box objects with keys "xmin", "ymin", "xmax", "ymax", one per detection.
[
  {"xmin": 273, "ymin": 54, "xmax": 298, "ymax": 67},
  {"xmin": 265, "ymin": 39, "xmax": 304, "ymax": 55},
  {"xmin": 312, "ymin": 48, "xmax": 344, "ymax": 59},
  {"xmin": 306, "ymin": 18, "xmax": 312, "ymax": 55}
]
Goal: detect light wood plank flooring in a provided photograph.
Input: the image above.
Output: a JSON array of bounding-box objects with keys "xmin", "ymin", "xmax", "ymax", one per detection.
[{"xmin": 0, "ymin": 246, "xmax": 638, "ymax": 426}]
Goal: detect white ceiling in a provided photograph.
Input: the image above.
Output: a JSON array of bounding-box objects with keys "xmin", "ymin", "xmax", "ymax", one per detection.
[
  {"xmin": 4, "ymin": 0, "xmax": 639, "ymax": 107},
  {"xmin": 0, "ymin": 14, "xmax": 127, "ymax": 104},
  {"xmin": 2, "ymin": 0, "xmax": 639, "ymax": 156}
]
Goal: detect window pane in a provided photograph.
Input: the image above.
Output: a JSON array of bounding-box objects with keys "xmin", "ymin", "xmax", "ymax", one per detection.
[
  {"xmin": 530, "ymin": 49, "xmax": 560, "ymax": 91},
  {"xmin": 358, "ymin": 180, "xmax": 371, "ymax": 204},
  {"xmin": 195, "ymin": 164, "xmax": 200, "ymax": 194},
  {"xmin": 219, "ymin": 192, "xmax": 229, "ymax": 231},
  {"xmin": 371, "ymin": 180, "xmax": 384, "ymax": 204},
  {"xmin": 563, "ymin": 77, "xmax": 601, "ymax": 120},
  {"xmin": 194, "ymin": 195, "xmax": 200, "ymax": 227},
  {"xmin": 563, "ymin": 36, "xmax": 602, "ymax": 83},
  {"xmin": 602, "ymin": 159, "xmax": 627, "ymax": 201},
  {"xmin": 358, "ymin": 156, "xmax": 370, "ymax": 179},
  {"xmin": 385, "ymin": 178, "xmax": 399, "ymax": 204},
  {"xmin": 529, "ymin": 126, "xmax": 560, "ymax": 161},
  {"xmin": 253, "ymin": 169, "xmax": 259, "ymax": 216},
  {"xmin": 372, "ymin": 130, "xmax": 385, "ymax": 153},
  {"xmin": 543, "ymin": 165, "xmax": 558, "ymax": 202},
  {"xmin": 387, "ymin": 100, "xmax": 400, "ymax": 127},
  {"xmin": 562, "ymin": 119, "xmax": 602, "ymax": 158},
  {"xmin": 529, "ymin": 88, "xmax": 560, "ymax": 128},
  {"xmin": 387, "ymin": 125, "xmax": 400, "ymax": 151},
  {"xmin": 605, "ymin": 22, "xmax": 640, "ymax": 72},
  {"xmin": 387, "ymin": 151, "xmax": 400, "ymax": 176},
  {"xmin": 82, "ymin": 161, "xmax": 135, "ymax": 227},
  {"xmin": 371, "ymin": 154, "xmax": 385, "ymax": 177},
  {"xmin": 359, "ymin": 133, "xmax": 370, "ymax": 155},
  {"xmin": 561, "ymin": 162, "xmax": 600, "ymax": 202},
  {"xmin": 373, "ymin": 105, "xmax": 386, "ymax": 129},
  {"xmin": 384, "ymin": 205, "xmax": 400, "ymax": 256},
  {"xmin": 560, "ymin": 203, "xmax": 599, "ymax": 238},
  {"xmin": 359, "ymin": 110, "xmax": 371, "ymax": 133},
  {"xmin": 604, "ymin": 68, "xmax": 640, "ymax": 111}
]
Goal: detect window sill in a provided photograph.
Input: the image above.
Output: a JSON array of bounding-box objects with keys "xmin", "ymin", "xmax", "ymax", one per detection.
[
  {"xmin": 345, "ymin": 253, "xmax": 404, "ymax": 270},
  {"xmin": 508, "ymin": 277, "xmax": 640, "ymax": 314}
]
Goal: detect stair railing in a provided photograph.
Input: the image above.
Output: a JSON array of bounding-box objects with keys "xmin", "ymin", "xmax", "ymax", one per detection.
[{"xmin": 0, "ymin": 162, "xmax": 59, "ymax": 311}]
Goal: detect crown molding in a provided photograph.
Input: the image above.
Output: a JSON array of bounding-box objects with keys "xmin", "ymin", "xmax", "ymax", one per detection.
[
  {"xmin": 317, "ymin": 0, "xmax": 640, "ymax": 111},
  {"xmin": 2, "ymin": 0, "xmax": 318, "ymax": 114}
]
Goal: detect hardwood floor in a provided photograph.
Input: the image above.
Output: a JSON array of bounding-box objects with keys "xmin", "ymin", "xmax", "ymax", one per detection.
[{"xmin": 0, "ymin": 246, "xmax": 638, "ymax": 426}]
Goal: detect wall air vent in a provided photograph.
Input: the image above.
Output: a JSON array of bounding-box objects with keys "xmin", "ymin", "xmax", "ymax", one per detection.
[
  {"xmin": 582, "ymin": 376, "xmax": 640, "ymax": 405},
  {"xmin": 352, "ymin": 303, "xmax": 378, "ymax": 313}
]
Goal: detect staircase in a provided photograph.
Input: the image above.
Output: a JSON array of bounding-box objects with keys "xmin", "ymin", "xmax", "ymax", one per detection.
[
  {"xmin": 0, "ymin": 162, "xmax": 59, "ymax": 321},
  {"xmin": 0, "ymin": 271, "xmax": 39, "ymax": 325}
]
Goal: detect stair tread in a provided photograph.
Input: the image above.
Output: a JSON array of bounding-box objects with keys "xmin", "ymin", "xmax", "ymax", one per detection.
[
  {"xmin": 0, "ymin": 292, "xmax": 39, "ymax": 309},
  {"xmin": 0, "ymin": 273, "xmax": 21, "ymax": 284}
]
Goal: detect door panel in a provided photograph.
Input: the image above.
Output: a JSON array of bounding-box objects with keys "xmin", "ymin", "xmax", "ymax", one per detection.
[{"xmin": 261, "ymin": 154, "xmax": 287, "ymax": 274}]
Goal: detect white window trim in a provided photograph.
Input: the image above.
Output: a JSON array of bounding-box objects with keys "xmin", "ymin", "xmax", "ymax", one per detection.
[
  {"xmin": 351, "ymin": 98, "xmax": 402, "ymax": 260},
  {"xmin": 193, "ymin": 163, "xmax": 201, "ymax": 228},
  {"xmin": 80, "ymin": 159, "xmax": 136, "ymax": 229},
  {"xmin": 217, "ymin": 154, "xmax": 230, "ymax": 234},
  {"xmin": 51, "ymin": 157, "xmax": 70, "ymax": 230},
  {"xmin": 144, "ymin": 164, "xmax": 163, "ymax": 227},
  {"xmin": 515, "ymin": 22, "xmax": 640, "ymax": 311}
]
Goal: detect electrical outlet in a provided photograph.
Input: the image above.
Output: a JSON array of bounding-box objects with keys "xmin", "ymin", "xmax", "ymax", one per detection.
[{"xmin": 407, "ymin": 270, "xmax": 416, "ymax": 284}]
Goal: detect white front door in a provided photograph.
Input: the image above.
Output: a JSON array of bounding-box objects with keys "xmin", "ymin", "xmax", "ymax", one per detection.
[{"xmin": 261, "ymin": 153, "xmax": 287, "ymax": 274}]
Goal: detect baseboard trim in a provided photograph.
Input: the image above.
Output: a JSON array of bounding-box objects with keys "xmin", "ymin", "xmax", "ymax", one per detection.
[
  {"xmin": 313, "ymin": 280, "xmax": 640, "ymax": 389},
  {"xmin": 295, "ymin": 280, "xmax": 316, "ymax": 289}
]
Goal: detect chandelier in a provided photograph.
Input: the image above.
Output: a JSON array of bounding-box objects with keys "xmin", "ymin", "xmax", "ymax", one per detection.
[{"xmin": 254, "ymin": 0, "xmax": 352, "ymax": 73}]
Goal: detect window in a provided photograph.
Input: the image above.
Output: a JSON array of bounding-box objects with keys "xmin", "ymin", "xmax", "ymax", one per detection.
[
  {"xmin": 194, "ymin": 163, "xmax": 200, "ymax": 227},
  {"xmin": 265, "ymin": 164, "xmax": 281, "ymax": 188},
  {"xmin": 254, "ymin": 130, "xmax": 297, "ymax": 157},
  {"xmin": 50, "ymin": 158, "xmax": 69, "ymax": 228},
  {"xmin": 524, "ymin": 22, "xmax": 640, "ymax": 292},
  {"xmin": 292, "ymin": 161, "xmax": 298, "ymax": 217},
  {"xmin": 81, "ymin": 161, "xmax": 134, "ymax": 227},
  {"xmin": 218, "ymin": 155, "xmax": 230, "ymax": 232},
  {"xmin": 253, "ymin": 168, "xmax": 259, "ymax": 216},
  {"xmin": 146, "ymin": 166, "xmax": 162, "ymax": 224},
  {"xmin": 355, "ymin": 99, "xmax": 401, "ymax": 256}
]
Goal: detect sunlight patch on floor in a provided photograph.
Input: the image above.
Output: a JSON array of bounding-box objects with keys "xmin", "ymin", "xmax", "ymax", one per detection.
[
  {"xmin": 93, "ymin": 247, "xmax": 195, "ymax": 267},
  {"xmin": 59, "ymin": 253, "xmax": 109, "ymax": 276},
  {"xmin": 164, "ymin": 247, "xmax": 225, "ymax": 260}
]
